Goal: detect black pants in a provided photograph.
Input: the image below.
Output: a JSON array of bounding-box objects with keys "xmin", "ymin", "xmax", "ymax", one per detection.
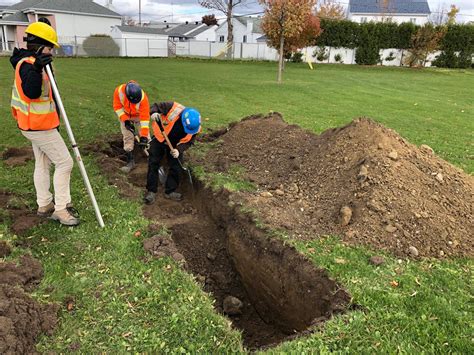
[{"xmin": 146, "ymin": 139, "xmax": 182, "ymax": 194}]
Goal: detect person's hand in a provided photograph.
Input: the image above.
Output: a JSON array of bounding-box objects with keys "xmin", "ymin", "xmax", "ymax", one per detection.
[
  {"xmin": 124, "ymin": 120, "xmax": 134, "ymax": 133},
  {"xmin": 139, "ymin": 137, "xmax": 149, "ymax": 147},
  {"xmin": 33, "ymin": 54, "xmax": 53, "ymax": 72},
  {"xmin": 151, "ymin": 113, "xmax": 160, "ymax": 121},
  {"xmin": 171, "ymin": 149, "xmax": 179, "ymax": 159}
]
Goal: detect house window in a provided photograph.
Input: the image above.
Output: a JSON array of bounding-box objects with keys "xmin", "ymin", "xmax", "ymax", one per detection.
[
  {"xmin": 360, "ymin": 17, "xmax": 368, "ymax": 23},
  {"xmin": 243, "ymin": 35, "xmax": 247, "ymax": 43},
  {"xmin": 219, "ymin": 35, "xmax": 225, "ymax": 43},
  {"xmin": 410, "ymin": 18, "xmax": 416, "ymax": 24}
]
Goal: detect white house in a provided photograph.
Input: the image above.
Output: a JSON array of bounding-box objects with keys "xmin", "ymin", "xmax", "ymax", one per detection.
[
  {"xmin": 110, "ymin": 25, "xmax": 169, "ymax": 57},
  {"xmin": 165, "ymin": 22, "xmax": 217, "ymax": 42},
  {"xmin": 0, "ymin": 0, "xmax": 122, "ymax": 51},
  {"xmin": 348, "ymin": 0, "xmax": 431, "ymax": 25},
  {"xmin": 215, "ymin": 16, "xmax": 263, "ymax": 44}
]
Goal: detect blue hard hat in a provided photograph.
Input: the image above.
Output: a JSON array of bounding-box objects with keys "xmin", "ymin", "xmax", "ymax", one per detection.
[
  {"xmin": 181, "ymin": 108, "xmax": 201, "ymax": 135},
  {"xmin": 125, "ymin": 81, "xmax": 143, "ymax": 104}
]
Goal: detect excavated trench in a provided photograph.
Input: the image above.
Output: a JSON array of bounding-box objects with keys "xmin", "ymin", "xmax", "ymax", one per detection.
[{"xmin": 94, "ymin": 138, "xmax": 351, "ymax": 350}]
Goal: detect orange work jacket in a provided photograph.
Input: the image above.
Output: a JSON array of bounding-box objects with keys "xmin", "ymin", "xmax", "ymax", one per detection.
[
  {"xmin": 113, "ymin": 84, "xmax": 150, "ymax": 137},
  {"xmin": 11, "ymin": 56, "xmax": 59, "ymax": 131}
]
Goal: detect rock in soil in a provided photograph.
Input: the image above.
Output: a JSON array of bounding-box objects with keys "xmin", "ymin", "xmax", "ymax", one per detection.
[
  {"xmin": 223, "ymin": 296, "xmax": 244, "ymax": 316},
  {"xmin": 408, "ymin": 246, "xmax": 419, "ymax": 257},
  {"xmin": 339, "ymin": 206, "xmax": 353, "ymax": 226}
]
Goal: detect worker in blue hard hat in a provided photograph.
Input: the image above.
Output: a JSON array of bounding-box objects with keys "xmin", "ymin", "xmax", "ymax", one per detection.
[{"xmin": 144, "ymin": 102, "xmax": 201, "ymax": 204}]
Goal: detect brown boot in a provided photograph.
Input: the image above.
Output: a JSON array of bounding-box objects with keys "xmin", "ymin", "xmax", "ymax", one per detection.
[
  {"xmin": 37, "ymin": 201, "xmax": 54, "ymax": 217},
  {"xmin": 51, "ymin": 207, "xmax": 80, "ymax": 226},
  {"xmin": 120, "ymin": 151, "xmax": 136, "ymax": 173}
]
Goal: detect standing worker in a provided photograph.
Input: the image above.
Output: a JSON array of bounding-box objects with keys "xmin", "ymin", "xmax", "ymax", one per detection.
[
  {"xmin": 113, "ymin": 81, "xmax": 150, "ymax": 173},
  {"xmin": 144, "ymin": 102, "xmax": 201, "ymax": 204},
  {"xmin": 10, "ymin": 21, "xmax": 79, "ymax": 226}
]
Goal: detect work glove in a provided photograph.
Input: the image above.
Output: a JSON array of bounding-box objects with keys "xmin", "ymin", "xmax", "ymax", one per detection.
[
  {"xmin": 151, "ymin": 112, "xmax": 160, "ymax": 121},
  {"xmin": 33, "ymin": 53, "xmax": 53, "ymax": 72},
  {"xmin": 124, "ymin": 120, "xmax": 134, "ymax": 133},
  {"xmin": 170, "ymin": 148, "xmax": 179, "ymax": 159},
  {"xmin": 139, "ymin": 136, "xmax": 149, "ymax": 147}
]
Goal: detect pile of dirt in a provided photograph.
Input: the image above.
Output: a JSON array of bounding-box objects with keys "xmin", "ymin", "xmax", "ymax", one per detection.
[
  {"xmin": 0, "ymin": 255, "xmax": 58, "ymax": 354},
  {"xmin": 2, "ymin": 147, "xmax": 33, "ymax": 167},
  {"xmin": 194, "ymin": 113, "xmax": 474, "ymax": 259},
  {"xmin": 0, "ymin": 190, "xmax": 44, "ymax": 235}
]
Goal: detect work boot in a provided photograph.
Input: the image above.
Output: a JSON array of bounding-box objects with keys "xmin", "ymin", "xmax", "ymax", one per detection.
[
  {"xmin": 51, "ymin": 207, "xmax": 80, "ymax": 226},
  {"xmin": 144, "ymin": 191, "xmax": 156, "ymax": 205},
  {"xmin": 164, "ymin": 191, "xmax": 182, "ymax": 201},
  {"xmin": 120, "ymin": 151, "xmax": 136, "ymax": 173},
  {"xmin": 37, "ymin": 201, "xmax": 54, "ymax": 217}
]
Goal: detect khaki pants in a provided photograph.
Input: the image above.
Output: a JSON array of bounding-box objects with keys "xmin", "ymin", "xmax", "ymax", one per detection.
[
  {"xmin": 119, "ymin": 119, "xmax": 142, "ymax": 152},
  {"xmin": 21, "ymin": 129, "xmax": 73, "ymax": 211}
]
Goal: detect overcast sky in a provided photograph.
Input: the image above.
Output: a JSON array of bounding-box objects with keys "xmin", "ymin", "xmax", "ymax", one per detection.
[{"xmin": 1, "ymin": 0, "xmax": 473, "ymax": 23}]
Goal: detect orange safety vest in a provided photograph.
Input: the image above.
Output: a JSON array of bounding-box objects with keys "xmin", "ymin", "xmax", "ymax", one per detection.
[
  {"xmin": 152, "ymin": 102, "xmax": 196, "ymax": 146},
  {"xmin": 113, "ymin": 84, "xmax": 150, "ymax": 137},
  {"xmin": 11, "ymin": 56, "xmax": 59, "ymax": 131}
]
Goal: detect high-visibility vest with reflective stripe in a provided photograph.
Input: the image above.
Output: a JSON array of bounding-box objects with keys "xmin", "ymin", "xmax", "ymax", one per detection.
[
  {"xmin": 11, "ymin": 56, "xmax": 59, "ymax": 131},
  {"xmin": 113, "ymin": 84, "xmax": 150, "ymax": 137},
  {"xmin": 152, "ymin": 102, "xmax": 194, "ymax": 145}
]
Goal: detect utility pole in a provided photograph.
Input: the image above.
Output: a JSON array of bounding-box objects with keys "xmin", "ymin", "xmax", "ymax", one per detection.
[
  {"xmin": 171, "ymin": 2, "xmax": 174, "ymax": 23},
  {"xmin": 139, "ymin": 0, "xmax": 142, "ymax": 26}
]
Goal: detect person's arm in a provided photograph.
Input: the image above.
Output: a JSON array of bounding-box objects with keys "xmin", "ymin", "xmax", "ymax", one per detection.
[
  {"xmin": 113, "ymin": 87, "xmax": 129, "ymax": 122},
  {"xmin": 138, "ymin": 94, "xmax": 150, "ymax": 138},
  {"xmin": 19, "ymin": 62, "xmax": 43, "ymax": 99},
  {"xmin": 150, "ymin": 102, "xmax": 174, "ymax": 131}
]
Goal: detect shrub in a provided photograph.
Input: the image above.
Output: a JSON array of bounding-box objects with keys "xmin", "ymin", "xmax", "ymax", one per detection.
[
  {"xmin": 334, "ymin": 53, "xmax": 343, "ymax": 63},
  {"xmin": 83, "ymin": 34, "xmax": 120, "ymax": 57},
  {"xmin": 314, "ymin": 46, "xmax": 329, "ymax": 61},
  {"xmin": 291, "ymin": 52, "xmax": 304, "ymax": 63}
]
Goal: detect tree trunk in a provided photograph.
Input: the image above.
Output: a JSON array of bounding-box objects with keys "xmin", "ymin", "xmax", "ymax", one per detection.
[
  {"xmin": 226, "ymin": 4, "xmax": 233, "ymax": 59},
  {"xmin": 278, "ymin": 33, "xmax": 284, "ymax": 83}
]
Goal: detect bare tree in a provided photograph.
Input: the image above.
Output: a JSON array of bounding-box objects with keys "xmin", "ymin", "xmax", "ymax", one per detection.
[
  {"xmin": 199, "ymin": 0, "xmax": 247, "ymax": 58},
  {"xmin": 431, "ymin": 2, "xmax": 448, "ymax": 25}
]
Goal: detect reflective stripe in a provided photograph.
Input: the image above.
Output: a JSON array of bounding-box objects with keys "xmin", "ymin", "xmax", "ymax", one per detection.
[
  {"xmin": 115, "ymin": 108, "xmax": 125, "ymax": 116},
  {"xmin": 167, "ymin": 105, "xmax": 184, "ymax": 122},
  {"xmin": 30, "ymin": 101, "xmax": 55, "ymax": 114},
  {"xmin": 140, "ymin": 120, "xmax": 150, "ymax": 128}
]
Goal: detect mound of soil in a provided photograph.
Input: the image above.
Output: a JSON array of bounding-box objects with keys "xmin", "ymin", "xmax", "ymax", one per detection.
[
  {"xmin": 2, "ymin": 147, "xmax": 33, "ymax": 167},
  {"xmin": 0, "ymin": 255, "xmax": 58, "ymax": 354},
  {"xmin": 0, "ymin": 190, "xmax": 44, "ymax": 235},
  {"xmin": 0, "ymin": 241, "xmax": 11, "ymax": 258},
  {"xmin": 194, "ymin": 114, "xmax": 474, "ymax": 259}
]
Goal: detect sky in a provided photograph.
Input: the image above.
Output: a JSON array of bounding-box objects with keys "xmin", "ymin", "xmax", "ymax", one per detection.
[{"xmin": 0, "ymin": 0, "xmax": 473, "ymax": 23}]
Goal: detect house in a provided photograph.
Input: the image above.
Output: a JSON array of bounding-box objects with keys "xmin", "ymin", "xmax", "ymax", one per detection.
[
  {"xmin": 110, "ymin": 25, "xmax": 169, "ymax": 57},
  {"xmin": 165, "ymin": 22, "xmax": 217, "ymax": 42},
  {"xmin": 348, "ymin": 0, "xmax": 431, "ymax": 25},
  {"xmin": 0, "ymin": 0, "xmax": 122, "ymax": 51},
  {"xmin": 215, "ymin": 16, "xmax": 263, "ymax": 44}
]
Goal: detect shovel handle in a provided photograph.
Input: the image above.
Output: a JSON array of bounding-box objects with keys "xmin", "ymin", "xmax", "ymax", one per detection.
[{"xmin": 157, "ymin": 115, "xmax": 175, "ymax": 151}]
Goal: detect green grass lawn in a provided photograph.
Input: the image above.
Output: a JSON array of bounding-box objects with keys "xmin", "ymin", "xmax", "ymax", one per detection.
[{"xmin": 0, "ymin": 57, "xmax": 473, "ymax": 353}]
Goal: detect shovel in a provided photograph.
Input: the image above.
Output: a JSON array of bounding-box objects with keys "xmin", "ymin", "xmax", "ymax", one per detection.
[{"xmin": 156, "ymin": 116, "xmax": 194, "ymax": 188}]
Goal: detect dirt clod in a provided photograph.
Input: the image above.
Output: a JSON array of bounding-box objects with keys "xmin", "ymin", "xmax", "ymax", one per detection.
[
  {"xmin": 143, "ymin": 236, "xmax": 186, "ymax": 264},
  {"xmin": 0, "ymin": 241, "xmax": 11, "ymax": 258},
  {"xmin": 409, "ymin": 246, "xmax": 419, "ymax": 257},
  {"xmin": 369, "ymin": 256, "xmax": 385, "ymax": 266}
]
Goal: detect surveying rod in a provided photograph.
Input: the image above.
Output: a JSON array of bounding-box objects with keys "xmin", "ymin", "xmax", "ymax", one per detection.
[{"xmin": 45, "ymin": 65, "xmax": 105, "ymax": 228}]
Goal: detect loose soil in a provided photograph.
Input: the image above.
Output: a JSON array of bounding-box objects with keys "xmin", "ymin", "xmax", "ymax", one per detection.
[
  {"xmin": 0, "ymin": 255, "xmax": 59, "ymax": 354},
  {"xmin": 0, "ymin": 190, "xmax": 44, "ymax": 235},
  {"xmin": 194, "ymin": 114, "xmax": 474, "ymax": 259},
  {"xmin": 2, "ymin": 146, "xmax": 33, "ymax": 167},
  {"xmin": 0, "ymin": 189, "xmax": 58, "ymax": 353},
  {"xmin": 94, "ymin": 136, "xmax": 351, "ymax": 349}
]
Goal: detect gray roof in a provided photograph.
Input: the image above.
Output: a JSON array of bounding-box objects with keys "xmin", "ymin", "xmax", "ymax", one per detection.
[
  {"xmin": 349, "ymin": 0, "xmax": 430, "ymax": 14},
  {"xmin": 5, "ymin": 0, "xmax": 121, "ymax": 17},
  {"xmin": 1, "ymin": 10, "xmax": 28, "ymax": 22},
  {"xmin": 166, "ymin": 23, "xmax": 210, "ymax": 38},
  {"xmin": 116, "ymin": 25, "xmax": 168, "ymax": 35}
]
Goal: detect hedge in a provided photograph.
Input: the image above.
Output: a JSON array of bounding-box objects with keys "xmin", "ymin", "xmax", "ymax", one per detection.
[{"xmin": 314, "ymin": 19, "xmax": 474, "ymax": 68}]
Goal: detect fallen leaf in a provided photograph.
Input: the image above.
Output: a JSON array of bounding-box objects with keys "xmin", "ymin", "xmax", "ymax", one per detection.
[
  {"xmin": 390, "ymin": 280, "xmax": 399, "ymax": 288},
  {"xmin": 66, "ymin": 302, "xmax": 74, "ymax": 312},
  {"xmin": 335, "ymin": 258, "xmax": 347, "ymax": 264},
  {"xmin": 134, "ymin": 231, "xmax": 141, "ymax": 238},
  {"xmin": 307, "ymin": 248, "xmax": 315, "ymax": 254}
]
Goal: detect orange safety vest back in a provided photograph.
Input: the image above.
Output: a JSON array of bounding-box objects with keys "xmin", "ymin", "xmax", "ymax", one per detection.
[
  {"xmin": 11, "ymin": 56, "xmax": 59, "ymax": 131},
  {"xmin": 152, "ymin": 102, "xmax": 195, "ymax": 145}
]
